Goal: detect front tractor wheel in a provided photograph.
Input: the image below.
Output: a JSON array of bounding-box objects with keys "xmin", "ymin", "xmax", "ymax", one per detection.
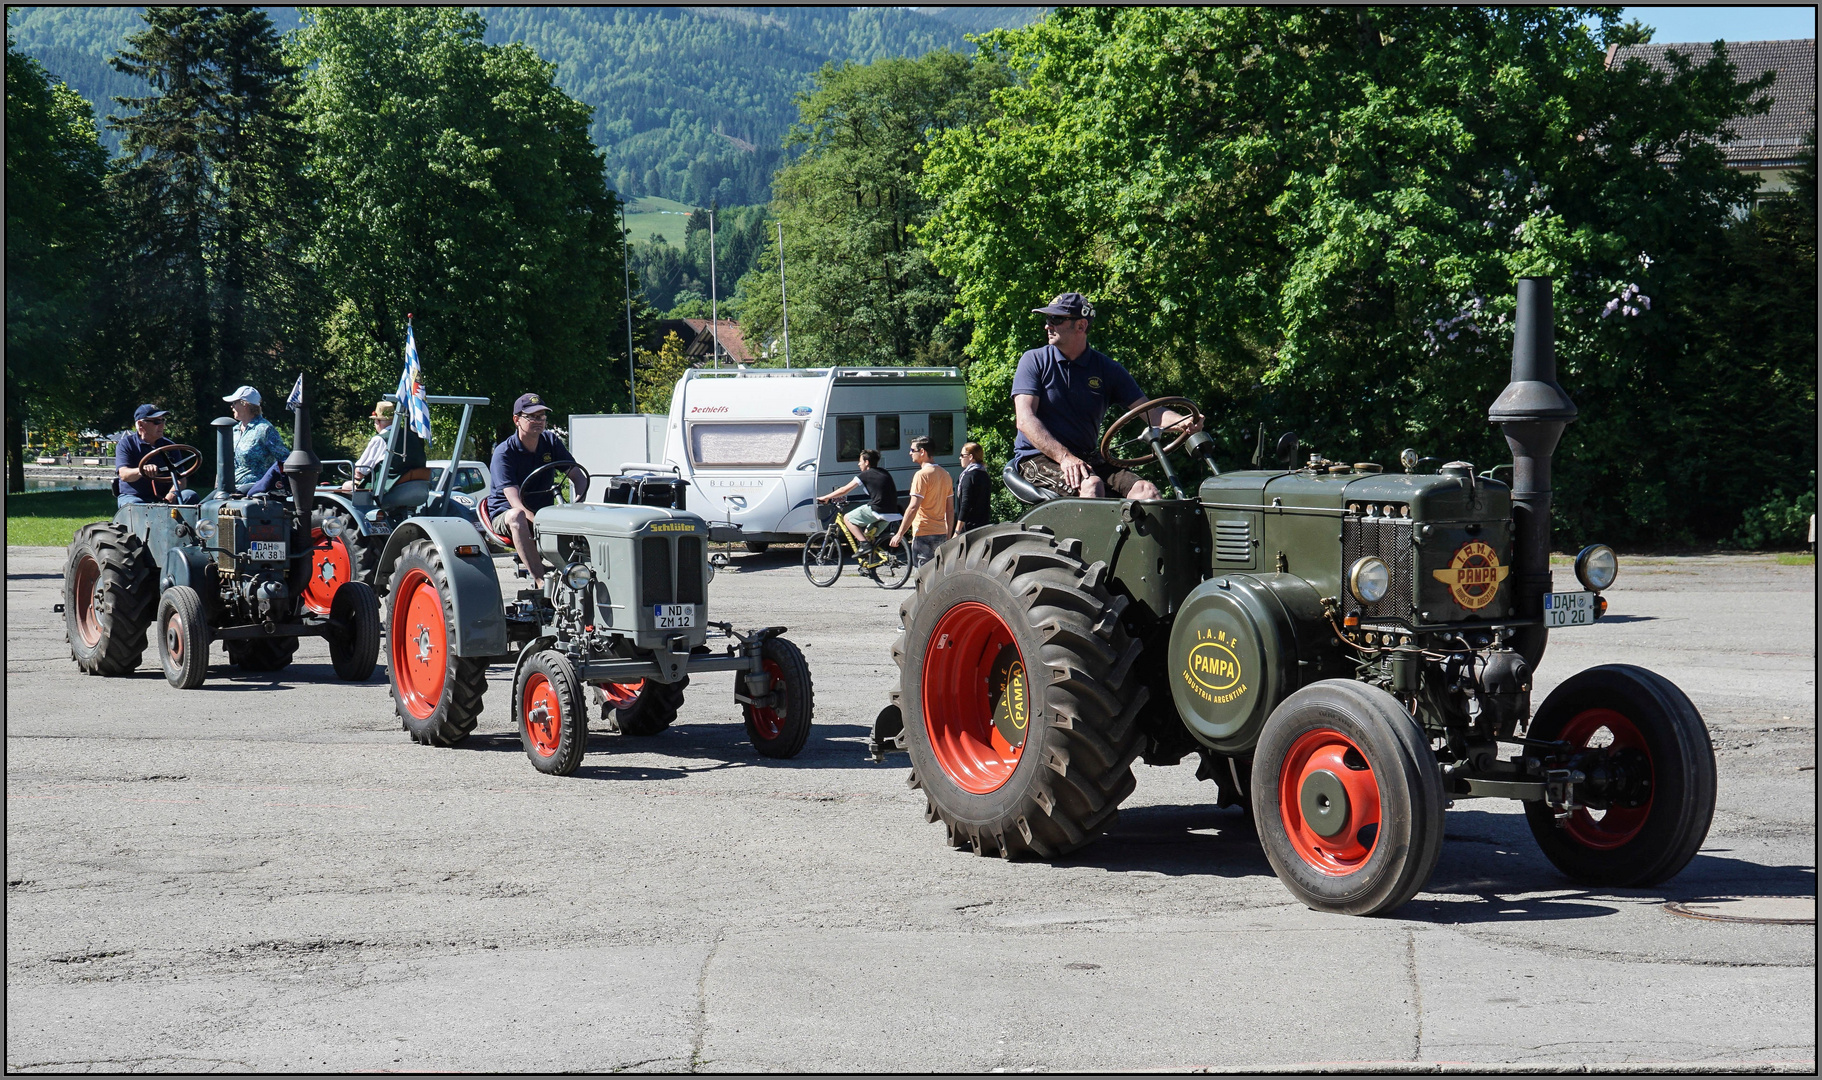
[
  {"xmin": 516, "ymin": 649, "xmax": 588, "ymax": 775},
  {"xmin": 387, "ymin": 539, "xmax": 488, "ymax": 746},
  {"xmin": 156, "ymin": 585, "xmax": 210, "ymax": 689},
  {"xmin": 1252, "ymin": 681, "xmax": 1445, "ymax": 916},
  {"xmin": 742, "ymin": 636, "xmax": 813, "ymax": 759},
  {"xmin": 897, "ymin": 524, "xmax": 1147, "ymax": 859},
  {"xmin": 1523, "ymin": 664, "xmax": 1716, "ymax": 887},
  {"xmin": 602, "ymin": 677, "xmax": 688, "ymax": 736},
  {"xmin": 328, "ymin": 581, "xmax": 382, "ymax": 682}
]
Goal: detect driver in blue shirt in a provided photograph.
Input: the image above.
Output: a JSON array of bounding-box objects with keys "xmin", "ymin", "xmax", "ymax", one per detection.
[
  {"xmin": 115, "ymin": 403, "xmax": 200, "ymax": 508},
  {"xmin": 487, "ymin": 393, "xmax": 587, "ymax": 586},
  {"xmin": 1010, "ymin": 292, "xmax": 1200, "ymax": 499}
]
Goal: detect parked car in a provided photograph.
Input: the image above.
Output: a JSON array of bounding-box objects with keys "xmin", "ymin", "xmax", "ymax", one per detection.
[{"xmin": 429, "ymin": 458, "xmax": 492, "ymax": 505}]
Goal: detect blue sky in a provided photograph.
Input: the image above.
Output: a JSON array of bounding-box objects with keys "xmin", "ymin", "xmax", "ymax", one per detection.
[{"xmin": 1620, "ymin": 6, "xmax": 1816, "ymax": 42}]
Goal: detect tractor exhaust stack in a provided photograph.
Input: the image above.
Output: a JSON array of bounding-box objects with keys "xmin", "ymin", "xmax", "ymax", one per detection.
[
  {"xmin": 1489, "ymin": 277, "xmax": 1578, "ymax": 667},
  {"xmin": 282, "ymin": 380, "xmax": 322, "ymax": 599},
  {"xmin": 212, "ymin": 417, "xmax": 238, "ymax": 497}
]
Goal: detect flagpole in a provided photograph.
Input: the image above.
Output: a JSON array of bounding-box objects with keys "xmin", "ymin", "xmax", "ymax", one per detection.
[{"xmin": 621, "ymin": 202, "xmax": 636, "ymax": 410}]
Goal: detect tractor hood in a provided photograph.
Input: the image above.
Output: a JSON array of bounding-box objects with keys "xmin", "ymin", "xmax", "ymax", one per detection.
[
  {"xmin": 533, "ymin": 503, "xmax": 706, "ymax": 540},
  {"xmin": 1200, "ymin": 468, "xmax": 1511, "ymax": 523}
]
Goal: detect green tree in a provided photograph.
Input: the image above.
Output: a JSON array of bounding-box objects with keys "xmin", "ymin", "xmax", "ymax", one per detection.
[
  {"xmin": 105, "ymin": 6, "xmax": 317, "ymax": 440},
  {"xmin": 5, "ymin": 34, "xmax": 110, "ymax": 491},
  {"xmin": 290, "ymin": 7, "xmax": 629, "ymax": 441},
  {"xmin": 921, "ymin": 7, "xmax": 1782, "ymax": 545},
  {"xmin": 736, "ymin": 50, "xmax": 1009, "ymax": 367},
  {"xmin": 633, "ymin": 331, "xmax": 693, "ymax": 415}
]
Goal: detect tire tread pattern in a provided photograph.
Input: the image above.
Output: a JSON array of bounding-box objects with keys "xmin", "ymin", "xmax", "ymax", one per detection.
[{"xmin": 65, "ymin": 522, "xmax": 156, "ymax": 675}]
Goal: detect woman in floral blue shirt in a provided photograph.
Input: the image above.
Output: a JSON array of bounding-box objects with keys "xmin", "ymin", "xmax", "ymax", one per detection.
[{"xmin": 224, "ymin": 385, "xmax": 290, "ymax": 489}]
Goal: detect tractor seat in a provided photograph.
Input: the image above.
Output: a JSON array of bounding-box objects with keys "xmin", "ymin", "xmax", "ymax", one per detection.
[
  {"xmin": 1002, "ymin": 462, "xmax": 1060, "ymax": 506},
  {"xmin": 473, "ymin": 497, "xmax": 515, "ymax": 554},
  {"xmin": 379, "ymin": 479, "xmax": 431, "ymax": 510}
]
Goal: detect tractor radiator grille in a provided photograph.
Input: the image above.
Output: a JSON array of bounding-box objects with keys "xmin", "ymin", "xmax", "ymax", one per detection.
[
  {"xmin": 1341, "ymin": 513, "xmax": 1415, "ymax": 621},
  {"xmin": 675, "ymin": 536, "xmax": 704, "ymax": 605},
  {"xmin": 1214, "ymin": 519, "xmax": 1252, "ymax": 562},
  {"xmin": 640, "ymin": 537, "xmax": 673, "ymax": 605}
]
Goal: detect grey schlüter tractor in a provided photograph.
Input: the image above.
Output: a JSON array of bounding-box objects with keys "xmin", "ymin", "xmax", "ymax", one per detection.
[
  {"xmin": 63, "ymin": 386, "xmax": 383, "ymax": 689},
  {"xmin": 881, "ymin": 278, "xmax": 1716, "ymax": 916},
  {"xmin": 375, "ymin": 465, "xmax": 814, "ymax": 774}
]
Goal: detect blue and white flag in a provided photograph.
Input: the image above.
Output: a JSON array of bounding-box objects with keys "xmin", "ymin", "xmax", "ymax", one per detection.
[
  {"xmin": 286, "ymin": 374, "xmax": 304, "ymax": 409},
  {"xmin": 395, "ymin": 318, "xmax": 432, "ymax": 441}
]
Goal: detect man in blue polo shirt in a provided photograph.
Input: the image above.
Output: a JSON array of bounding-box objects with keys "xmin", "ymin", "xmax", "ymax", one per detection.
[
  {"xmin": 115, "ymin": 404, "xmax": 200, "ymax": 508},
  {"xmin": 1011, "ymin": 292, "xmax": 1200, "ymax": 499},
  {"xmin": 488, "ymin": 393, "xmax": 588, "ymax": 586}
]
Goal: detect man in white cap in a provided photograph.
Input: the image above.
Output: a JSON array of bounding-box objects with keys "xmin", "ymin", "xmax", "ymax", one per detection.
[{"xmin": 223, "ymin": 385, "xmax": 290, "ymax": 490}]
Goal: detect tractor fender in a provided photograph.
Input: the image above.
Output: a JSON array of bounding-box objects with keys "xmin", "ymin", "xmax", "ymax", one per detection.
[
  {"xmin": 158, "ymin": 543, "xmax": 217, "ymax": 596},
  {"xmin": 376, "ymin": 516, "xmax": 508, "ymax": 658},
  {"xmin": 312, "ymin": 490, "xmax": 380, "ymax": 537},
  {"xmin": 1166, "ymin": 572, "xmax": 1306, "ymax": 756}
]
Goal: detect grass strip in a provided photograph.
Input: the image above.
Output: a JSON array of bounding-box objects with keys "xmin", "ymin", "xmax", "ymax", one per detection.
[{"xmin": 6, "ymin": 489, "xmax": 118, "ymax": 547}]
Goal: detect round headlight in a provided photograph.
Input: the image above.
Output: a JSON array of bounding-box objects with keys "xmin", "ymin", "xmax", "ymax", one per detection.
[
  {"xmin": 195, "ymin": 520, "xmax": 217, "ymax": 541},
  {"xmin": 320, "ymin": 517, "xmax": 345, "ymax": 538},
  {"xmin": 1575, "ymin": 544, "xmax": 1618, "ymax": 591},
  {"xmin": 1348, "ymin": 556, "xmax": 1391, "ymax": 604},
  {"xmin": 563, "ymin": 563, "xmax": 594, "ymax": 591}
]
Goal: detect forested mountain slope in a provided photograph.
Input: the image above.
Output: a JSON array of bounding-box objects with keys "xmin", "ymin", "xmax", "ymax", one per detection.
[{"xmin": 5, "ymin": 6, "xmax": 1040, "ymax": 204}]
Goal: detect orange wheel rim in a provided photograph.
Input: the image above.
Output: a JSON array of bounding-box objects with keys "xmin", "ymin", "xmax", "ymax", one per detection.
[
  {"xmin": 165, "ymin": 611, "xmax": 184, "ymax": 665},
  {"xmin": 1279, "ymin": 727, "xmax": 1383, "ymax": 875},
  {"xmin": 600, "ymin": 679, "xmax": 645, "ymax": 709},
  {"xmin": 921, "ymin": 602, "xmax": 1029, "ymax": 795},
  {"xmin": 522, "ymin": 672, "xmax": 561, "ymax": 756},
  {"xmin": 1558, "ymin": 708, "xmax": 1654, "ymax": 849},
  {"xmin": 391, "ymin": 568, "xmax": 447, "ymax": 720},
  {"xmin": 73, "ymin": 555, "xmax": 102, "ymax": 647},
  {"xmin": 746, "ymin": 660, "xmax": 786, "ymax": 741},
  {"xmin": 303, "ymin": 528, "xmax": 353, "ymax": 615}
]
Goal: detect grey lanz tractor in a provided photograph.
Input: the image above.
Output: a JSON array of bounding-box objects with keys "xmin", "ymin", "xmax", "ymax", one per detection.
[
  {"xmin": 375, "ymin": 464, "xmax": 814, "ymax": 774},
  {"xmin": 63, "ymin": 386, "xmax": 382, "ymax": 689},
  {"xmin": 881, "ymin": 278, "xmax": 1715, "ymax": 916}
]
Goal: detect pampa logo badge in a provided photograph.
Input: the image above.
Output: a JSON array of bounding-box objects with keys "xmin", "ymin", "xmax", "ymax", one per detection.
[{"xmin": 1432, "ymin": 541, "xmax": 1510, "ymax": 610}]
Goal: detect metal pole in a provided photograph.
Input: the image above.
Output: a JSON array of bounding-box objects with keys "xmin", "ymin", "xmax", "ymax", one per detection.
[
  {"xmin": 777, "ymin": 219, "xmax": 790, "ymax": 369},
  {"xmin": 622, "ymin": 203, "xmax": 636, "ymax": 411},
  {"xmin": 708, "ymin": 205, "xmax": 720, "ymax": 370}
]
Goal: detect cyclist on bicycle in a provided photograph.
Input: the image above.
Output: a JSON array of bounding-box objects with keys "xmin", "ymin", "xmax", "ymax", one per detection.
[{"xmin": 815, "ymin": 448, "xmax": 899, "ymax": 561}]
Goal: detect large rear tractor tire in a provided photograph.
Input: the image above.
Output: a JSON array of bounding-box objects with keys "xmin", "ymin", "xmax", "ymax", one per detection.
[
  {"xmin": 64, "ymin": 521, "xmax": 156, "ymax": 676},
  {"xmin": 387, "ymin": 539, "xmax": 488, "ymax": 746},
  {"xmin": 516, "ymin": 649, "xmax": 589, "ymax": 775},
  {"xmin": 896, "ymin": 524, "xmax": 1148, "ymax": 859},
  {"xmin": 601, "ymin": 677, "xmax": 689, "ymax": 736},
  {"xmin": 1522, "ymin": 664, "xmax": 1716, "ymax": 887},
  {"xmin": 228, "ymin": 635, "xmax": 297, "ymax": 673},
  {"xmin": 156, "ymin": 585, "xmax": 211, "ymax": 689},
  {"xmin": 1252, "ymin": 680, "xmax": 1446, "ymax": 916},
  {"xmin": 743, "ymin": 636, "xmax": 814, "ymax": 759},
  {"xmin": 328, "ymin": 580, "xmax": 382, "ymax": 682}
]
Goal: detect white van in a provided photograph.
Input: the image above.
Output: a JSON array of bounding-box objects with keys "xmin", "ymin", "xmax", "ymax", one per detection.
[{"xmin": 660, "ymin": 366, "xmax": 968, "ymax": 544}]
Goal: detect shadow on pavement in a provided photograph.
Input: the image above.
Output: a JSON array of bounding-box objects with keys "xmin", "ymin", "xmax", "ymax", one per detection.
[{"xmin": 448, "ymin": 722, "xmax": 881, "ymax": 775}]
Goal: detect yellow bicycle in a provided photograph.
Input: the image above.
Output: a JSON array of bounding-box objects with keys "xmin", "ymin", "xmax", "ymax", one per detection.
[{"xmin": 803, "ymin": 501, "xmax": 913, "ymax": 589}]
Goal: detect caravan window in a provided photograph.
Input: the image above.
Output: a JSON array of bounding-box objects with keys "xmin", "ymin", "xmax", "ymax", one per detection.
[
  {"xmin": 688, "ymin": 422, "xmax": 802, "ymax": 467},
  {"xmin": 876, "ymin": 414, "xmax": 900, "ymax": 451},
  {"xmin": 929, "ymin": 413, "xmax": 954, "ymax": 456},
  {"xmin": 836, "ymin": 416, "xmax": 864, "ymax": 461}
]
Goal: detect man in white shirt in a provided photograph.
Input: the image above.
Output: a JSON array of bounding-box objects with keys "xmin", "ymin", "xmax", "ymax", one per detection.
[{"xmin": 341, "ymin": 401, "xmax": 394, "ymax": 494}]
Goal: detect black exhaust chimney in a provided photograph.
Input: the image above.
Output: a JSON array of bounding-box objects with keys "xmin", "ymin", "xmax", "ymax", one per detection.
[
  {"xmin": 1489, "ymin": 277, "xmax": 1577, "ymax": 667},
  {"xmin": 212, "ymin": 416, "xmax": 239, "ymax": 498},
  {"xmin": 282, "ymin": 380, "xmax": 321, "ymax": 599}
]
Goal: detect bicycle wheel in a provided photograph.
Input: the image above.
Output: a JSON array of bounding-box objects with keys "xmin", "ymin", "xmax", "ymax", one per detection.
[
  {"xmin": 873, "ymin": 543, "xmax": 913, "ymax": 589},
  {"xmin": 802, "ymin": 529, "xmax": 845, "ymax": 587}
]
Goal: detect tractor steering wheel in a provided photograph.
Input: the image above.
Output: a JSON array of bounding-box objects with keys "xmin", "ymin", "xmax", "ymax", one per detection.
[
  {"xmin": 516, "ymin": 458, "xmax": 587, "ymax": 507},
  {"xmin": 1099, "ymin": 396, "xmax": 1203, "ymax": 470},
  {"xmin": 136, "ymin": 443, "xmax": 204, "ymax": 495}
]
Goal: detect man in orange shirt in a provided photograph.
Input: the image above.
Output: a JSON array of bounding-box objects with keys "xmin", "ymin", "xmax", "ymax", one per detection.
[{"xmin": 889, "ymin": 435, "xmax": 953, "ymax": 568}]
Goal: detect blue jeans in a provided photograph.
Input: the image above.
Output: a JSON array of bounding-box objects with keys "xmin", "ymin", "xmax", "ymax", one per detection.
[{"xmin": 118, "ymin": 489, "xmax": 198, "ymax": 508}]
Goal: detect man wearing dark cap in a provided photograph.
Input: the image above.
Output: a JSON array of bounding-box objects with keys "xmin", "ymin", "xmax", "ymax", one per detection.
[
  {"xmin": 487, "ymin": 393, "xmax": 588, "ymax": 586},
  {"xmin": 1011, "ymin": 292, "xmax": 1200, "ymax": 499},
  {"xmin": 115, "ymin": 404, "xmax": 199, "ymax": 507}
]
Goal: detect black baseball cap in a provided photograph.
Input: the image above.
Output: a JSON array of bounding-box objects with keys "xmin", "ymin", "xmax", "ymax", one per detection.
[
  {"xmin": 513, "ymin": 393, "xmax": 551, "ymax": 415},
  {"xmin": 133, "ymin": 404, "xmax": 169, "ymax": 422},
  {"xmin": 1033, "ymin": 292, "xmax": 1095, "ymax": 319}
]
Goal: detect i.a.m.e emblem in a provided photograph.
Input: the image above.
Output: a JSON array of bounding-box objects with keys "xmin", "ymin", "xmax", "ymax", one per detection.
[
  {"xmin": 1432, "ymin": 540, "xmax": 1510, "ymax": 610},
  {"xmin": 1182, "ymin": 628, "xmax": 1247, "ymax": 705}
]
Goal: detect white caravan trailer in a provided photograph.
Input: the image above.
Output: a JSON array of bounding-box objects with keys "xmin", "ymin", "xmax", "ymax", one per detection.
[
  {"xmin": 662, "ymin": 366, "xmax": 968, "ymax": 545},
  {"xmin": 568, "ymin": 413, "xmax": 668, "ymax": 478}
]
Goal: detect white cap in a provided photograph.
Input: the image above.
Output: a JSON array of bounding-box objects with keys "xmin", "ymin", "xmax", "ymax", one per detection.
[{"xmin": 223, "ymin": 385, "xmax": 261, "ymax": 405}]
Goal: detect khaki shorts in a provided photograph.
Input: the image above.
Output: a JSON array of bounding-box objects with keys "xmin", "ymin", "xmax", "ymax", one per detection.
[{"xmin": 1018, "ymin": 455, "xmax": 1145, "ymax": 498}]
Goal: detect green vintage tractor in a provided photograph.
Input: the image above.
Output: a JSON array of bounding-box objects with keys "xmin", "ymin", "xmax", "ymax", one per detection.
[{"xmin": 879, "ymin": 278, "xmax": 1715, "ymax": 916}]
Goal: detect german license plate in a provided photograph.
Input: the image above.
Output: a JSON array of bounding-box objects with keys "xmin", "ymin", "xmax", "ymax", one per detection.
[
  {"xmin": 249, "ymin": 540, "xmax": 287, "ymax": 561},
  {"xmin": 1544, "ymin": 590, "xmax": 1596, "ymax": 627},
  {"xmin": 653, "ymin": 604, "xmax": 694, "ymax": 629}
]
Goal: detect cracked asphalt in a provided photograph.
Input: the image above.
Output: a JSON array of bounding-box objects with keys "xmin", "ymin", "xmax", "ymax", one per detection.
[{"xmin": 6, "ymin": 545, "xmax": 1815, "ymax": 1072}]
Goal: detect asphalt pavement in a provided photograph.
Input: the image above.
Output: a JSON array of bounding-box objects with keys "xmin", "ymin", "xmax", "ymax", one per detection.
[{"xmin": 5, "ymin": 544, "xmax": 1815, "ymax": 1072}]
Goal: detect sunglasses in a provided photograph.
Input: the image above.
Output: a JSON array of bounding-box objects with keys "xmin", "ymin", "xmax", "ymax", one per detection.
[
  {"xmin": 142, "ymin": 417, "xmax": 167, "ymax": 426},
  {"xmin": 1044, "ymin": 315, "xmax": 1078, "ymax": 327}
]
